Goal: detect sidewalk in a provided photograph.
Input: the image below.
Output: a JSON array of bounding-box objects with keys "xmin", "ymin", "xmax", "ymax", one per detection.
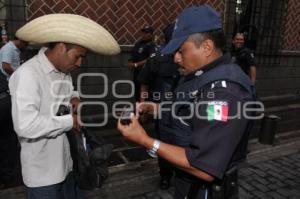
[{"xmin": 1, "ymin": 130, "xmax": 300, "ymax": 199}]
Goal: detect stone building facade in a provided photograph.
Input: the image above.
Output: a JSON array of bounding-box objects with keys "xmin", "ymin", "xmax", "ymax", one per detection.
[{"xmin": 0, "ymin": 0, "xmax": 299, "ymax": 121}]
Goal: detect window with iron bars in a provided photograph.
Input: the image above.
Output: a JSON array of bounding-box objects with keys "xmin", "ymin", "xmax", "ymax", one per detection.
[
  {"xmin": 0, "ymin": 0, "xmax": 26, "ymax": 42},
  {"xmin": 224, "ymin": 0, "xmax": 286, "ymax": 66}
]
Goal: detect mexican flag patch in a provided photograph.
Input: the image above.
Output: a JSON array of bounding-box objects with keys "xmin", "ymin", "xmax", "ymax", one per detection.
[{"xmin": 206, "ymin": 101, "xmax": 228, "ymax": 122}]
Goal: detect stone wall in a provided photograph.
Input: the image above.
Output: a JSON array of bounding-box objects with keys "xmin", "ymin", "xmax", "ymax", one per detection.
[
  {"xmin": 26, "ymin": 0, "xmax": 225, "ymax": 45},
  {"xmin": 16, "ymin": 0, "xmax": 300, "ymax": 121},
  {"xmin": 282, "ymin": 0, "xmax": 300, "ymax": 51}
]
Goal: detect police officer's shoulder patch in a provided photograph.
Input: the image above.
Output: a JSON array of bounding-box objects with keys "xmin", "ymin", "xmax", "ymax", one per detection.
[
  {"xmin": 211, "ymin": 80, "xmax": 227, "ymax": 89},
  {"xmin": 206, "ymin": 101, "xmax": 228, "ymax": 122}
]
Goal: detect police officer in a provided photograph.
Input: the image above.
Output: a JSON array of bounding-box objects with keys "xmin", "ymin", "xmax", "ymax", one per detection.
[
  {"xmin": 128, "ymin": 25, "xmax": 156, "ymax": 101},
  {"xmin": 137, "ymin": 24, "xmax": 180, "ymax": 189},
  {"xmin": 118, "ymin": 5, "xmax": 257, "ymax": 199},
  {"xmin": 231, "ymin": 32, "xmax": 257, "ymax": 84}
]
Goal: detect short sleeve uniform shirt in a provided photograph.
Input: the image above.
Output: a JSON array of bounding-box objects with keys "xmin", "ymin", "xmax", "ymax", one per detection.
[
  {"xmin": 138, "ymin": 52, "xmax": 180, "ymax": 102},
  {"xmin": 131, "ymin": 40, "xmax": 156, "ymax": 63},
  {"xmin": 162, "ymin": 54, "xmax": 253, "ymax": 179},
  {"xmin": 231, "ymin": 47, "xmax": 256, "ymax": 75},
  {"xmin": 0, "ymin": 41, "xmax": 21, "ymax": 77}
]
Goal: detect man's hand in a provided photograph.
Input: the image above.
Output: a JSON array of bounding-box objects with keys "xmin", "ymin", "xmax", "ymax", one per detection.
[
  {"xmin": 117, "ymin": 113, "xmax": 149, "ymax": 145},
  {"xmin": 2, "ymin": 62, "xmax": 14, "ymax": 75},
  {"xmin": 70, "ymin": 97, "xmax": 80, "ymax": 114},
  {"xmin": 72, "ymin": 113, "xmax": 81, "ymax": 131}
]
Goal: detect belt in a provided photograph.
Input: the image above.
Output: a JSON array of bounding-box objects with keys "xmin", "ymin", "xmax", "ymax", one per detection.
[{"xmin": 0, "ymin": 91, "xmax": 9, "ymax": 99}]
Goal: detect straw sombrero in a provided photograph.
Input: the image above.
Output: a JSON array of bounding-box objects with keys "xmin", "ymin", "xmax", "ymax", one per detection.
[{"xmin": 16, "ymin": 14, "xmax": 120, "ymax": 55}]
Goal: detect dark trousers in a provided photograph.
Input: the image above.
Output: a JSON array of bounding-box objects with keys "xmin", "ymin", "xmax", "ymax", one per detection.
[
  {"xmin": 134, "ymin": 80, "xmax": 141, "ymax": 101},
  {"xmin": 158, "ymin": 157, "xmax": 173, "ymax": 180},
  {"xmin": 0, "ymin": 93, "xmax": 21, "ymax": 187},
  {"xmin": 174, "ymin": 168, "xmax": 239, "ymax": 199},
  {"xmin": 174, "ymin": 175, "xmax": 210, "ymax": 199},
  {"xmin": 26, "ymin": 172, "xmax": 86, "ymax": 199},
  {"xmin": 154, "ymin": 120, "xmax": 174, "ymax": 180},
  {"xmin": 133, "ymin": 69, "xmax": 142, "ymax": 102}
]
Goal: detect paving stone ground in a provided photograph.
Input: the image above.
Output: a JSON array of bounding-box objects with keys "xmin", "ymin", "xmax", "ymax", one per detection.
[
  {"xmin": 239, "ymin": 152, "xmax": 300, "ymax": 199},
  {"xmin": 1, "ymin": 135, "xmax": 300, "ymax": 199},
  {"xmin": 127, "ymin": 153, "xmax": 300, "ymax": 199}
]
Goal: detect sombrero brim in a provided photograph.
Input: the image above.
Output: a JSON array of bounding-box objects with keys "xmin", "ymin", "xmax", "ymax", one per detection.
[{"xmin": 16, "ymin": 14, "xmax": 120, "ymax": 55}]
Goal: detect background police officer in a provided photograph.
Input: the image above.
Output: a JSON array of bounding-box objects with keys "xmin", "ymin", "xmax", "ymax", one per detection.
[
  {"xmin": 138, "ymin": 24, "xmax": 180, "ymax": 189},
  {"xmin": 118, "ymin": 5, "xmax": 256, "ymax": 199},
  {"xmin": 128, "ymin": 25, "xmax": 156, "ymax": 101},
  {"xmin": 231, "ymin": 32, "xmax": 257, "ymax": 84}
]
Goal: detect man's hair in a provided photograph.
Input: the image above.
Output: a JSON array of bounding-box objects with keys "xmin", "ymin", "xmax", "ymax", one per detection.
[
  {"xmin": 232, "ymin": 32, "xmax": 245, "ymax": 39},
  {"xmin": 48, "ymin": 42, "xmax": 77, "ymax": 51},
  {"xmin": 188, "ymin": 29, "xmax": 225, "ymax": 52},
  {"xmin": 13, "ymin": 35, "xmax": 20, "ymax": 40}
]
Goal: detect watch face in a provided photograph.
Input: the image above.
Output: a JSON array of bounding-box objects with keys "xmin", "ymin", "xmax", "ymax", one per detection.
[{"xmin": 146, "ymin": 149, "xmax": 157, "ymax": 158}]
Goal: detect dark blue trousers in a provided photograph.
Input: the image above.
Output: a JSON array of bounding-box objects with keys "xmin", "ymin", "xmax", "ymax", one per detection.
[
  {"xmin": 174, "ymin": 175, "xmax": 209, "ymax": 199},
  {"xmin": 25, "ymin": 172, "xmax": 86, "ymax": 199}
]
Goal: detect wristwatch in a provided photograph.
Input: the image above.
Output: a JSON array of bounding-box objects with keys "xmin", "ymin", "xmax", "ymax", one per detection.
[
  {"xmin": 134, "ymin": 63, "xmax": 138, "ymax": 68},
  {"xmin": 147, "ymin": 139, "xmax": 160, "ymax": 158}
]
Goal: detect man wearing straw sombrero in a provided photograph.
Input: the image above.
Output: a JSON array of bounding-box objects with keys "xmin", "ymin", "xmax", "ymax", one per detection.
[{"xmin": 9, "ymin": 14, "xmax": 120, "ymax": 198}]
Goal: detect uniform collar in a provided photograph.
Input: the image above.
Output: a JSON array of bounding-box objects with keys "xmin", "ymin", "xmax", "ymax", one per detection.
[
  {"xmin": 232, "ymin": 46, "xmax": 247, "ymax": 53},
  {"xmin": 138, "ymin": 39, "xmax": 153, "ymax": 44},
  {"xmin": 184, "ymin": 52, "xmax": 231, "ymax": 81},
  {"xmin": 37, "ymin": 47, "xmax": 60, "ymax": 74}
]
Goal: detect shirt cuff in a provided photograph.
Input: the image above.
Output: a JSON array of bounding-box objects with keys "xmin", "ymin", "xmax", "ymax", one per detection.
[
  {"xmin": 58, "ymin": 114, "xmax": 73, "ymax": 132},
  {"xmin": 71, "ymin": 91, "xmax": 80, "ymax": 99},
  {"xmin": 185, "ymin": 147, "xmax": 223, "ymax": 179}
]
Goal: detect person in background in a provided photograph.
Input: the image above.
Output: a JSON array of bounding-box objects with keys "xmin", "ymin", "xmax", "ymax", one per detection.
[
  {"xmin": 0, "ymin": 37, "xmax": 27, "ymax": 78},
  {"xmin": 128, "ymin": 25, "xmax": 156, "ymax": 101},
  {"xmin": 231, "ymin": 32, "xmax": 257, "ymax": 84},
  {"xmin": 1, "ymin": 27, "xmax": 8, "ymax": 46},
  {"xmin": 0, "ymin": 36, "xmax": 27, "ymax": 189},
  {"xmin": 9, "ymin": 14, "xmax": 120, "ymax": 199},
  {"xmin": 138, "ymin": 24, "xmax": 180, "ymax": 190},
  {"xmin": 118, "ymin": 5, "xmax": 257, "ymax": 199}
]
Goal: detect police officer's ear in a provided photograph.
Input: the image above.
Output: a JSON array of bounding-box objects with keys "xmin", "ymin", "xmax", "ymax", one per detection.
[{"xmin": 202, "ymin": 39, "xmax": 214, "ymax": 57}]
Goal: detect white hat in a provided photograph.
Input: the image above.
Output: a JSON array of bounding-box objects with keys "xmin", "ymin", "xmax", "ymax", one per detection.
[{"xmin": 16, "ymin": 14, "xmax": 120, "ymax": 55}]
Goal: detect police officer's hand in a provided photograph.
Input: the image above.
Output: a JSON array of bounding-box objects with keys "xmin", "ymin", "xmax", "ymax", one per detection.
[
  {"xmin": 137, "ymin": 102, "xmax": 159, "ymax": 117},
  {"xmin": 117, "ymin": 113, "xmax": 148, "ymax": 145},
  {"xmin": 128, "ymin": 62, "xmax": 135, "ymax": 70},
  {"xmin": 72, "ymin": 113, "xmax": 81, "ymax": 131}
]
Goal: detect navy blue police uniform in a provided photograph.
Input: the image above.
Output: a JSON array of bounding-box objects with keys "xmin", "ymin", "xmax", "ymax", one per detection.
[
  {"xmin": 231, "ymin": 47, "xmax": 256, "ymax": 76},
  {"xmin": 159, "ymin": 53, "xmax": 256, "ymax": 199},
  {"xmin": 138, "ymin": 51, "xmax": 180, "ymax": 103},
  {"xmin": 138, "ymin": 50, "xmax": 180, "ymax": 187},
  {"xmin": 130, "ymin": 39, "xmax": 156, "ymax": 101}
]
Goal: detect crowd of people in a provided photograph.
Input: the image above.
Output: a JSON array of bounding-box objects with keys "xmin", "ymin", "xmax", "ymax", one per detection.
[{"xmin": 0, "ymin": 4, "xmax": 259, "ymax": 199}]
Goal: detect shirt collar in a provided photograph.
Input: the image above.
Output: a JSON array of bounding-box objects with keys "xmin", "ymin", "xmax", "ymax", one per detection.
[
  {"xmin": 184, "ymin": 52, "xmax": 231, "ymax": 81},
  {"xmin": 9, "ymin": 41, "xmax": 20, "ymax": 53},
  {"xmin": 37, "ymin": 47, "xmax": 60, "ymax": 74}
]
